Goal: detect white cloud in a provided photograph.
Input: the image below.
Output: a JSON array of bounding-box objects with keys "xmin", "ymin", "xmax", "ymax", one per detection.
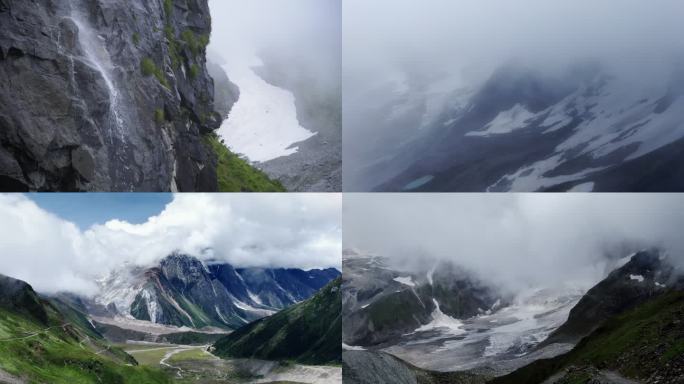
[
  {"xmin": 0, "ymin": 194, "xmax": 341, "ymax": 295},
  {"xmin": 344, "ymin": 194, "xmax": 684, "ymax": 293}
]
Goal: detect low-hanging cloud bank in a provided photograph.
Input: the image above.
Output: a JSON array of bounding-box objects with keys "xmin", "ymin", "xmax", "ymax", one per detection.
[
  {"xmin": 0, "ymin": 194, "xmax": 341, "ymax": 295},
  {"xmin": 208, "ymin": 0, "xmax": 340, "ymax": 92},
  {"xmin": 344, "ymin": 194, "xmax": 684, "ymax": 292},
  {"xmin": 344, "ymin": 0, "xmax": 684, "ymax": 86}
]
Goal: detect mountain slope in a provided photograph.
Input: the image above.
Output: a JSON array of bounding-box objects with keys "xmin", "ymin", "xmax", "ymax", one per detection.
[
  {"xmin": 490, "ymin": 290, "xmax": 684, "ymax": 384},
  {"xmin": 343, "ymin": 252, "xmax": 506, "ymax": 346},
  {"xmin": 213, "ymin": 277, "xmax": 342, "ymax": 365},
  {"xmin": 0, "ymin": 274, "xmax": 170, "ymax": 383},
  {"xmin": 96, "ymin": 253, "xmax": 340, "ymax": 330},
  {"xmin": 541, "ymin": 250, "xmax": 678, "ymax": 346},
  {"xmin": 364, "ymin": 62, "xmax": 684, "ymax": 192}
]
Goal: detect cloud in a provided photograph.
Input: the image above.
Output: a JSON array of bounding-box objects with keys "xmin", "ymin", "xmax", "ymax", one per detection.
[
  {"xmin": 344, "ymin": 0, "xmax": 684, "ymax": 83},
  {"xmin": 344, "ymin": 194, "xmax": 684, "ymax": 292},
  {"xmin": 208, "ymin": 0, "xmax": 340, "ymax": 90},
  {"xmin": 0, "ymin": 194, "xmax": 341, "ymax": 295}
]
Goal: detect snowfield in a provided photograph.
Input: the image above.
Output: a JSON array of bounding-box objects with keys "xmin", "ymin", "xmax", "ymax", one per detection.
[{"xmin": 217, "ymin": 56, "xmax": 315, "ymax": 162}]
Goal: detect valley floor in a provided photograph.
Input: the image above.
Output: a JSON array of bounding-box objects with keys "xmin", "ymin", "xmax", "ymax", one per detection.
[{"xmin": 122, "ymin": 342, "xmax": 341, "ymax": 384}]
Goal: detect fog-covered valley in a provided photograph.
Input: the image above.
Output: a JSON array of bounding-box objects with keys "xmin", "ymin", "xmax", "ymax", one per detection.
[{"xmin": 343, "ymin": 194, "xmax": 684, "ymax": 383}]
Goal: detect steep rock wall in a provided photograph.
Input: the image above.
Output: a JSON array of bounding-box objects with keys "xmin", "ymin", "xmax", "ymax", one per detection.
[{"xmin": 0, "ymin": 0, "xmax": 222, "ymax": 191}]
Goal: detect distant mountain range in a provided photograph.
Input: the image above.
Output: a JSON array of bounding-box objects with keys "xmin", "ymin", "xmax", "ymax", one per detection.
[
  {"xmin": 94, "ymin": 253, "xmax": 340, "ymax": 329},
  {"xmin": 213, "ymin": 276, "xmax": 342, "ymax": 365}
]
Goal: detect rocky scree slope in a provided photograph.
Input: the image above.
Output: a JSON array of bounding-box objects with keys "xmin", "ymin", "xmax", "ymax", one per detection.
[
  {"xmin": 213, "ymin": 276, "xmax": 342, "ymax": 365},
  {"xmin": 95, "ymin": 253, "xmax": 340, "ymax": 330},
  {"xmin": 0, "ymin": 0, "xmax": 223, "ymax": 191},
  {"xmin": 343, "ymin": 350, "xmax": 490, "ymax": 384}
]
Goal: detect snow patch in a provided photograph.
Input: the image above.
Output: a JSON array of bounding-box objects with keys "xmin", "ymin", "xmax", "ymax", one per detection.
[
  {"xmin": 466, "ymin": 104, "xmax": 535, "ymax": 137},
  {"xmin": 393, "ymin": 276, "xmax": 416, "ymax": 287},
  {"xmin": 415, "ymin": 299, "xmax": 465, "ymax": 335},
  {"xmin": 217, "ymin": 57, "xmax": 315, "ymax": 162},
  {"xmin": 342, "ymin": 343, "xmax": 366, "ymax": 351},
  {"xmin": 629, "ymin": 274, "xmax": 645, "ymax": 282}
]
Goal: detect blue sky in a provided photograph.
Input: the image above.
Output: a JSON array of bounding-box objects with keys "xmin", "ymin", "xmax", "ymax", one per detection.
[{"xmin": 25, "ymin": 193, "xmax": 172, "ymax": 229}]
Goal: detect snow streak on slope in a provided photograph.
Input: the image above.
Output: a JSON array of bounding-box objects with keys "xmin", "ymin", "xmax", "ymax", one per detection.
[
  {"xmin": 217, "ymin": 56, "xmax": 315, "ymax": 162},
  {"xmin": 487, "ymin": 73, "xmax": 684, "ymax": 191},
  {"xmin": 466, "ymin": 104, "xmax": 535, "ymax": 137},
  {"xmin": 385, "ymin": 287, "xmax": 583, "ymax": 373}
]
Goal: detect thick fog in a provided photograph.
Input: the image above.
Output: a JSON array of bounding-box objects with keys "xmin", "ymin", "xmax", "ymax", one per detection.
[
  {"xmin": 0, "ymin": 194, "xmax": 341, "ymax": 295},
  {"xmin": 344, "ymin": 0, "xmax": 684, "ymax": 86},
  {"xmin": 208, "ymin": 0, "xmax": 340, "ymax": 93},
  {"xmin": 344, "ymin": 194, "xmax": 684, "ymax": 292},
  {"xmin": 343, "ymin": 0, "xmax": 684, "ymax": 189}
]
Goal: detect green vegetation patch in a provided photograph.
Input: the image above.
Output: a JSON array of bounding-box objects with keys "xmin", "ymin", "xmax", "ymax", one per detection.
[
  {"xmin": 141, "ymin": 58, "xmax": 169, "ymax": 88},
  {"xmin": 0, "ymin": 310, "xmax": 170, "ymax": 384},
  {"xmin": 126, "ymin": 346, "xmax": 177, "ymax": 366},
  {"xmin": 163, "ymin": 0, "xmax": 173, "ymax": 17},
  {"xmin": 203, "ymin": 133, "xmax": 286, "ymax": 192},
  {"xmin": 167, "ymin": 347, "xmax": 214, "ymax": 363},
  {"xmin": 155, "ymin": 108, "xmax": 165, "ymax": 124}
]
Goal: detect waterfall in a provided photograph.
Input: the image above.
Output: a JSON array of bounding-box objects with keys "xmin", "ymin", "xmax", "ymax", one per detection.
[{"xmin": 69, "ymin": 8, "xmax": 126, "ymax": 143}]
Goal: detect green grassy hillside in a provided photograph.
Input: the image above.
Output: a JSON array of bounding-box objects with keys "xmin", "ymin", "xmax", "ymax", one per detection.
[
  {"xmin": 203, "ymin": 133, "xmax": 286, "ymax": 192},
  {"xmin": 490, "ymin": 290, "xmax": 684, "ymax": 384},
  {"xmin": 0, "ymin": 275, "xmax": 171, "ymax": 384},
  {"xmin": 213, "ymin": 277, "xmax": 341, "ymax": 365}
]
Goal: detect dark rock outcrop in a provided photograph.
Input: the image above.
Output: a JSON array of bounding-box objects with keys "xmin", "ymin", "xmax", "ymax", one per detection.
[
  {"xmin": 541, "ymin": 250, "xmax": 681, "ymax": 346},
  {"xmin": 0, "ymin": 0, "xmax": 222, "ymax": 191},
  {"xmin": 0, "ymin": 274, "xmax": 49, "ymax": 324}
]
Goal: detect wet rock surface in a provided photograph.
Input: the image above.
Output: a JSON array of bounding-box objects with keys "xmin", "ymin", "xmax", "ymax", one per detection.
[{"xmin": 0, "ymin": 0, "xmax": 221, "ymax": 191}]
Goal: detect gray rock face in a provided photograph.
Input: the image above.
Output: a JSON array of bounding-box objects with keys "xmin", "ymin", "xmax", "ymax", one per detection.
[
  {"xmin": 0, "ymin": 0, "xmax": 222, "ymax": 191},
  {"xmin": 541, "ymin": 250, "xmax": 683, "ymax": 346},
  {"xmin": 343, "ymin": 350, "xmax": 419, "ymax": 384},
  {"xmin": 343, "ymin": 251, "xmax": 507, "ymax": 346}
]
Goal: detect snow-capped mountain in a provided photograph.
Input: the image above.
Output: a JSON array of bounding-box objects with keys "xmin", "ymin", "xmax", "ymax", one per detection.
[
  {"xmin": 95, "ymin": 253, "xmax": 340, "ymax": 329},
  {"xmin": 343, "ymin": 249, "xmax": 683, "ymax": 377},
  {"xmin": 351, "ymin": 61, "xmax": 684, "ymax": 192},
  {"xmin": 342, "ymin": 251, "xmax": 509, "ymax": 347}
]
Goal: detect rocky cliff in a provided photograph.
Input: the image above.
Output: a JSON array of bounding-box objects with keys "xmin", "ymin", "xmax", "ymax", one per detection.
[{"xmin": 0, "ymin": 0, "xmax": 223, "ymax": 191}]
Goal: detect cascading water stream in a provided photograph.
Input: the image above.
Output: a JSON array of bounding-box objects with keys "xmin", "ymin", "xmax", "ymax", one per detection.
[{"xmin": 68, "ymin": 7, "xmax": 126, "ymax": 144}]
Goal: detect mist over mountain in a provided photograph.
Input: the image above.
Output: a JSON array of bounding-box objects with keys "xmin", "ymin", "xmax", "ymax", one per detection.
[
  {"xmin": 0, "ymin": 193, "xmax": 341, "ymax": 295},
  {"xmin": 343, "ymin": 194, "xmax": 684, "ymax": 381},
  {"xmin": 344, "ymin": 194, "xmax": 684, "ymax": 293},
  {"xmin": 343, "ymin": 0, "xmax": 684, "ymax": 191}
]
